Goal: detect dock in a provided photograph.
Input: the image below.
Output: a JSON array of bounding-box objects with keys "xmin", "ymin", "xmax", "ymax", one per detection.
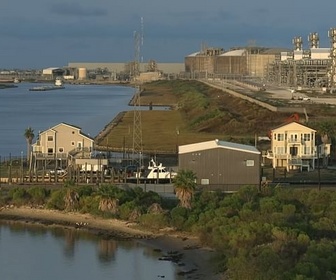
[
  {"xmin": 29, "ymin": 86, "xmax": 65, "ymax": 91},
  {"xmin": 0, "ymin": 84, "xmax": 18, "ymax": 89}
]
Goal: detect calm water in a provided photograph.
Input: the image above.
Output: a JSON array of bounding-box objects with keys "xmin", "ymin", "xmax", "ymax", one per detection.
[
  {"xmin": 0, "ymin": 82, "xmax": 134, "ymax": 156},
  {"xmin": 0, "ymin": 222, "xmax": 179, "ymax": 280},
  {"xmin": 0, "ymin": 83, "xmax": 181, "ymax": 280}
]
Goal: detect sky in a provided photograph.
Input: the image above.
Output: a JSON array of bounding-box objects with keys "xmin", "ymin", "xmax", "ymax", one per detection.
[{"xmin": 1, "ymin": 0, "xmax": 336, "ymax": 69}]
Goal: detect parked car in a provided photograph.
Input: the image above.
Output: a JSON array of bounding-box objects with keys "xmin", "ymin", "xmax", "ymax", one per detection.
[{"xmin": 49, "ymin": 168, "xmax": 66, "ymax": 175}]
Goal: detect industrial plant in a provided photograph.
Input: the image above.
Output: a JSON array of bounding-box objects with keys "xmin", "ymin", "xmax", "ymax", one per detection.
[
  {"xmin": 184, "ymin": 27, "xmax": 336, "ymax": 91},
  {"xmin": 2, "ymin": 27, "xmax": 336, "ymax": 91}
]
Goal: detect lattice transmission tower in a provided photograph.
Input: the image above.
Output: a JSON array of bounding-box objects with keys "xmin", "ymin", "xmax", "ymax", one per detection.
[
  {"xmin": 132, "ymin": 18, "xmax": 144, "ymax": 168},
  {"xmin": 328, "ymin": 28, "xmax": 336, "ymax": 88}
]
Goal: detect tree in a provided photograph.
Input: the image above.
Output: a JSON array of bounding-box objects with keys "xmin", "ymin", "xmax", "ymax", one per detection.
[
  {"xmin": 173, "ymin": 169, "xmax": 197, "ymax": 209},
  {"xmin": 97, "ymin": 185, "xmax": 119, "ymax": 215},
  {"xmin": 24, "ymin": 127, "xmax": 34, "ymax": 161},
  {"xmin": 316, "ymin": 121, "xmax": 335, "ymax": 167},
  {"xmin": 64, "ymin": 189, "xmax": 80, "ymax": 211}
]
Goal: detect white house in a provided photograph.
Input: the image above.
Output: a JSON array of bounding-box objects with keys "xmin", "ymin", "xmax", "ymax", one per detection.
[
  {"xmin": 32, "ymin": 123, "xmax": 94, "ymax": 171},
  {"xmin": 267, "ymin": 121, "xmax": 331, "ymax": 171}
]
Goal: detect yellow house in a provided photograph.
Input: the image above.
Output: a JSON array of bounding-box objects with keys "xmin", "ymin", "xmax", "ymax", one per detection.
[
  {"xmin": 32, "ymin": 123, "xmax": 94, "ymax": 171},
  {"xmin": 268, "ymin": 122, "xmax": 330, "ymax": 171}
]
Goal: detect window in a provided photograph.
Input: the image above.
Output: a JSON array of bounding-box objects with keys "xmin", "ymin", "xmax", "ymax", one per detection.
[
  {"xmin": 290, "ymin": 134, "xmax": 298, "ymax": 142},
  {"xmin": 58, "ymin": 147, "xmax": 64, "ymax": 153},
  {"xmin": 71, "ymin": 141, "xmax": 75, "ymax": 146},
  {"xmin": 47, "ymin": 148, "xmax": 53, "ymax": 155},
  {"xmin": 245, "ymin": 160, "xmax": 255, "ymax": 166},
  {"xmin": 277, "ymin": 134, "xmax": 284, "ymax": 141},
  {"xmin": 303, "ymin": 133, "xmax": 310, "ymax": 141},
  {"xmin": 47, "ymin": 136, "xmax": 54, "ymax": 141},
  {"xmin": 304, "ymin": 146, "xmax": 311, "ymax": 155}
]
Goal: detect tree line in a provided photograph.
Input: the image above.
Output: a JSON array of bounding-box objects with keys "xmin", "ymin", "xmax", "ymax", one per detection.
[{"xmin": 2, "ymin": 168, "xmax": 336, "ymax": 279}]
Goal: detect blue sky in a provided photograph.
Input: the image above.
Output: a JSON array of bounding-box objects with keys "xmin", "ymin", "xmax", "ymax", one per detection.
[{"xmin": 1, "ymin": 0, "xmax": 336, "ymax": 69}]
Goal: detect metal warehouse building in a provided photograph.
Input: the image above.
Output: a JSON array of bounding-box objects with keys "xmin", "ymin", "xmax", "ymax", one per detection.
[{"xmin": 178, "ymin": 139, "xmax": 261, "ymax": 191}]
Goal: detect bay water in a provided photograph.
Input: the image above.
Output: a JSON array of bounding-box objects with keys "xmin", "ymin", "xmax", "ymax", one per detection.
[
  {"xmin": 0, "ymin": 222, "xmax": 180, "ymax": 280},
  {"xmin": 0, "ymin": 82, "xmax": 134, "ymax": 157},
  {"xmin": 0, "ymin": 83, "xmax": 181, "ymax": 279}
]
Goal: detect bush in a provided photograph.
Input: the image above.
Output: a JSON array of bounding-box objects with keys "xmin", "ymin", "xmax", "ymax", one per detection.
[
  {"xmin": 132, "ymin": 189, "xmax": 161, "ymax": 210},
  {"xmin": 79, "ymin": 196, "xmax": 100, "ymax": 215},
  {"xmin": 46, "ymin": 189, "xmax": 67, "ymax": 210},
  {"xmin": 75, "ymin": 185, "xmax": 94, "ymax": 197},
  {"xmin": 8, "ymin": 187, "xmax": 29, "ymax": 205},
  {"xmin": 27, "ymin": 187, "xmax": 49, "ymax": 205},
  {"xmin": 170, "ymin": 206, "xmax": 189, "ymax": 230},
  {"xmin": 119, "ymin": 201, "xmax": 138, "ymax": 220},
  {"xmin": 139, "ymin": 213, "xmax": 169, "ymax": 230}
]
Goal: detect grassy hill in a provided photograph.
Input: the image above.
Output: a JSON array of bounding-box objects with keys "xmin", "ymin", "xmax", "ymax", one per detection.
[{"xmin": 96, "ymin": 80, "xmax": 335, "ymax": 154}]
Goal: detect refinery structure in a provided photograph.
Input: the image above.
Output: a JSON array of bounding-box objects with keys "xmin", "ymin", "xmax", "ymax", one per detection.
[
  {"xmin": 3, "ymin": 27, "xmax": 336, "ymax": 90},
  {"xmin": 184, "ymin": 27, "xmax": 336, "ymax": 90}
]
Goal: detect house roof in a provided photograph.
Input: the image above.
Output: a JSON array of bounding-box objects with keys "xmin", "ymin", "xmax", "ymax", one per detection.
[
  {"xmin": 179, "ymin": 139, "xmax": 260, "ymax": 155},
  {"xmin": 271, "ymin": 121, "xmax": 316, "ymax": 132},
  {"xmin": 41, "ymin": 122, "xmax": 93, "ymax": 140}
]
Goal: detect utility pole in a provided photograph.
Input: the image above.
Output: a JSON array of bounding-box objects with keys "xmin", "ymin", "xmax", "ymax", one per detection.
[{"xmin": 132, "ymin": 18, "xmax": 144, "ymax": 168}]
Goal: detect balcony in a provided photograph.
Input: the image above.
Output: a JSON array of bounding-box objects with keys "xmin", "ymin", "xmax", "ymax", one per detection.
[
  {"xmin": 287, "ymin": 139, "xmax": 304, "ymax": 144},
  {"xmin": 34, "ymin": 152, "xmax": 68, "ymax": 159},
  {"xmin": 274, "ymin": 154, "xmax": 289, "ymax": 159}
]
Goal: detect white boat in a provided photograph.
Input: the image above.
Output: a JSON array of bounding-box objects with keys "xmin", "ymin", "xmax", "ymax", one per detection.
[
  {"xmin": 55, "ymin": 77, "xmax": 63, "ymax": 86},
  {"xmin": 136, "ymin": 158, "xmax": 177, "ymax": 180}
]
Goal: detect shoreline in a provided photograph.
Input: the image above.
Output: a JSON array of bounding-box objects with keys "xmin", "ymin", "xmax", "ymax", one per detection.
[{"xmin": 0, "ymin": 207, "xmax": 222, "ymax": 280}]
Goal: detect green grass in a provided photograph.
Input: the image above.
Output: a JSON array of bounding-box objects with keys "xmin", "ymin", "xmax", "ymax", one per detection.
[{"xmin": 96, "ymin": 80, "xmax": 336, "ymax": 154}]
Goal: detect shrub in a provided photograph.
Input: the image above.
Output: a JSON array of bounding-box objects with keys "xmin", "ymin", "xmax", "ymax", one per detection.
[
  {"xmin": 27, "ymin": 187, "xmax": 49, "ymax": 205},
  {"xmin": 8, "ymin": 187, "xmax": 29, "ymax": 205},
  {"xmin": 46, "ymin": 189, "xmax": 67, "ymax": 210},
  {"xmin": 119, "ymin": 201, "xmax": 138, "ymax": 220},
  {"xmin": 170, "ymin": 206, "xmax": 189, "ymax": 230},
  {"xmin": 75, "ymin": 185, "xmax": 94, "ymax": 197},
  {"xmin": 79, "ymin": 196, "xmax": 100, "ymax": 215},
  {"xmin": 139, "ymin": 213, "xmax": 169, "ymax": 230},
  {"xmin": 132, "ymin": 188, "xmax": 161, "ymax": 210}
]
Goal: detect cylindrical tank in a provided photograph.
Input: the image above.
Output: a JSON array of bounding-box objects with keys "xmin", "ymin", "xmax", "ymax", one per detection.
[{"xmin": 78, "ymin": 68, "xmax": 87, "ymax": 80}]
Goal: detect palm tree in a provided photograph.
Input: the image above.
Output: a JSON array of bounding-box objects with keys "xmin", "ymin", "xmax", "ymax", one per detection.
[
  {"xmin": 64, "ymin": 189, "xmax": 80, "ymax": 211},
  {"xmin": 317, "ymin": 121, "xmax": 335, "ymax": 167},
  {"xmin": 97, "ymin": 185, "xmax": 119, "ymax": 215},
  {"xmin": 173, "ymin": 169, "xmax": 197, "ymax": 209},
  {"xmin": 24, "ymin": 127, "xmax": 34, "ymax": 161}
]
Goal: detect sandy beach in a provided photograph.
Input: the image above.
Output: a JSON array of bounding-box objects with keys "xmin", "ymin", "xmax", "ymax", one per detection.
[{"xmin": 0, "ymin": 207, "xmax": 222, "ymax": 280}]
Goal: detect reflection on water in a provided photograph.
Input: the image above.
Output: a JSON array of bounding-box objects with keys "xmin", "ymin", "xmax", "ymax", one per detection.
[
  {"xmin": 98, "ymin": 238, "xmax": 117, "ymax": 263},
  {"xmin": 0, "ymin": 221, "xmax": 180, "ymax": 280}
]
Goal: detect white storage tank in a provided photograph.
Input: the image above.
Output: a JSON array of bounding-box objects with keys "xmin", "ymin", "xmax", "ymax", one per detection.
[{"xmin": 78, "ymin": 68, "xmax": 87, "ymax": 80}]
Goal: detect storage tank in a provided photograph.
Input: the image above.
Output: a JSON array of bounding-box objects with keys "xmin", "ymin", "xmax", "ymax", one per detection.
[{"xmin": 78, "ymin": 68, "xmax": 87, "ymax": 80}]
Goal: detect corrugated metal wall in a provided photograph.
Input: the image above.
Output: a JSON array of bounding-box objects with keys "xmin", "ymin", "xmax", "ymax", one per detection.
[{"xmin": 179, "ymin": 148, "xmax": 260, "ymax": 186}]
